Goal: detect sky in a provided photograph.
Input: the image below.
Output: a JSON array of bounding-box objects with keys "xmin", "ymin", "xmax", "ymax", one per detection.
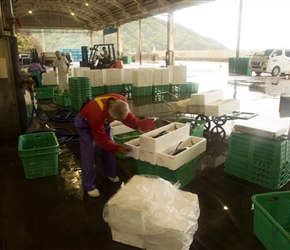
[{"xmin": 156, "ymin": 0, "xmax": 290, "ymax": 50}]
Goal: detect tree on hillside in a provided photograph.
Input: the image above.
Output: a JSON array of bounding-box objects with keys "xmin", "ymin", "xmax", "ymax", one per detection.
[{"xmin": 16, "ymin": 30, "xmax": 43, "ymax": 55}]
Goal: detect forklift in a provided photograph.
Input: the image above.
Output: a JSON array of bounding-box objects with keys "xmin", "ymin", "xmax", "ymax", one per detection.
[{"xmin": 88, "ymin": 43, "xmax": 122, "ymax": 69}]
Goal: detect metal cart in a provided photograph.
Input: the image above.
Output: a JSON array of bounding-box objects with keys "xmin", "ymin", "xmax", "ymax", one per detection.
[{"xmin": 157, "ymin": 92, "xmax": 259, "ymax": 140}]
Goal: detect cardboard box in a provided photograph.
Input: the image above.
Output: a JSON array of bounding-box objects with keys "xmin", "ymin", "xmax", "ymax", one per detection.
[
  {"xmin": 157, "ymin": 136, "xmax": 206, "ymax": 170},
  {"xmin": 124, "ymin": 138, "xmax": 140, "ymax": 160},
  {"xmin": 204, "ymin": 99, "xmax": 240, "ymax": 116},
  {"xmin": 139, "ymin": 122, "xmax": 190, "ymax": 151},
  {"xmin": 191, "ymin": 90, "xmax": 223, "ymax": 105}
]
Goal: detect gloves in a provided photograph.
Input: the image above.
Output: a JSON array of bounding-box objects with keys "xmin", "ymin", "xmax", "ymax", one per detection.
[
  {"xmin": 66, "ymin": 68, "xmax": 70, "ymax": 74},
  {"xmin": 139, "ymin": 119, "xmax": 155, "ymax": 132},
  {"xmin": 117, "ymin": 145, "xmax": 131, "ymax": 155},
  {"xmin": 54, "ymin": 71, "xmax": 58, "ymax": 77}
]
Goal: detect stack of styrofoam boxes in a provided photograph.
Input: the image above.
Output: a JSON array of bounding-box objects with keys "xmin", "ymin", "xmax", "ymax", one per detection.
[
  {"xmin": 125, "ymin": 122, "xmax": 207, "ymax": 188},
  {"xmin": 188, "ymin": 89, "xmax": 240, "ymax": 117},
  {"xmin": 42, "ymin": 70, "xmax": 58, "ymax": 86},
  {"xmin": 152, "ymin": 68, "xmax": 170, "ymax": 94},
  {"xmin": 168, "ymin": 65, "xmax": 187, "ymax": 94},
  {"xmin": 103, "ymin": 175, "xmax": 200, "ymax": 249},
  {"xmin": 103, "ymin": 68, "xmax": 123, "ymax": 94},
  {"xmin": 72, "ymin": 67, "xmax": 90, "ymax": 77},
  {"xmin": 83, "ymin": 69, "xmax": 105, "ymax": 96},
  {"xmin": 132, "ymin": 69, "xmax": 154, "ymax": 96},
  {"xmin": 122, "ymin": 68, "xmax": 136, "ymax": 93}
]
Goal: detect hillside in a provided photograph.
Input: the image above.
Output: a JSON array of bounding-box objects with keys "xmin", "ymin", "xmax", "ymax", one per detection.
[{"xmin": 30, "ymin": 16, "xmax": 228, "ymax": 53}]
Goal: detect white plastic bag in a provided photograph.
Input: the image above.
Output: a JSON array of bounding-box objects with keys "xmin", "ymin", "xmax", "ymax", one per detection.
[{"xmin": 103, "ymin": 175, "xmax": 200, "ymax": 250}]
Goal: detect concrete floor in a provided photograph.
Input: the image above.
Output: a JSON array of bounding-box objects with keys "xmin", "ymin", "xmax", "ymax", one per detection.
[{"xmin": 1, "ymin": 61, "xmax": 290, "ymax": 249}]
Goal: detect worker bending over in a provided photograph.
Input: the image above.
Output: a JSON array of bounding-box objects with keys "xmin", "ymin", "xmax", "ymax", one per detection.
[{"xmin": 74, "ymin": 93, "xmax": 155, "ymax": 198}]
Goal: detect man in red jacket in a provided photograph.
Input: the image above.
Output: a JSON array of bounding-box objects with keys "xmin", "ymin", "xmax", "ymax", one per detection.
[{"xmin": 74, "ymin": 93, "xmax": 155, "ymax": 198}]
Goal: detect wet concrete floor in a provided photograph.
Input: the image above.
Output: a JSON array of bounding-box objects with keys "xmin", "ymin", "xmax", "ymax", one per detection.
[{"xmin": 1, "ymin": 61, "xmax": 290, "ymax": 249}]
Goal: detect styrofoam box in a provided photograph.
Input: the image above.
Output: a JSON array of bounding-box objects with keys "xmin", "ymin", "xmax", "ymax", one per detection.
[
  {"xmin": 139, "ymin": 122, "xmax": 190, "ymax": 151},
  {"xmin": 188, "ymin": 105, "xmax": 205, "ymax": 115},
  {"xmin": 157, "ymin": 136, "xmax": 207, "ymax": 170},
  {"xmin": 42, "ymin": 71, "xmax": 58, "ymax": 85},
  {"xmin": 191, "ymin": 90, "xmax": 223, "ymax": 105},
  {"xmin": 204, "ymin": 99, "xmax": 240, "ymax": 117},
  {"xmin": 110, "ymin": 121, "xmax": 134, "ymax": 135},
  {"xmin": 73, "ymin": 67, "xmax": 90, "ymax": 77},
  {"xmin": 124, "ymin": 138, "xmax": 140, "ymax": 160},
  {"xmin": 139, "ymin": 147, "xmax": 157, "ymax": 165}
]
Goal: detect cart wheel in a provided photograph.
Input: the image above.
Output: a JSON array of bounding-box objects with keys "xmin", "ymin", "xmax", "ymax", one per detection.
[
  {"xmin": 196, "ymin": 115, "xmax": 211, "ymax": 132},
  {"xmin": 212, "ymin": 116, "xmax": 228, "ymax": 126},
  {"xmin": 210, "ymin": 126, "xmax": 226, "ymax": 141}
]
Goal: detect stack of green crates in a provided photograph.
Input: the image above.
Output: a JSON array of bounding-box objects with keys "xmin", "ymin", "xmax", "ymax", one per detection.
[
  {"xmin": 91, "ymin": 86, "xmax": 105, "ymax": 96},
  {"xmin": 18, "ymin": 132, "xmax": 60, "ymax": 179},
  {"xmin": 152, "ymin": 85, "xmax": 169, "ymax": 95},
  {"xmin": 69, "ymin": 77, "xmax": 92, "ymax": 111},
  {"xmin": 252, "ymin": 191, "xmax": 290, "ymax": 249},
  {"xmin": 132, "ymin": 86, "xmax": 152, "ymax": 96},
  {"xmin": 114, "ymin": 130, "xmax": 143, "ymax": 159},
  {"xmin": 185, "ymin": 82, "xmax": 199, "ymax": 93},
  {"xmin": 137, "ymin": 157, "xmax": 198, "ymax": 189},
  {"xmin": 225, "ymin": 131, "xmax": 290, "ymax": 189},
  {"xmin": 169, "ymin": 84, "xmax": 187, "ymax": 93}
]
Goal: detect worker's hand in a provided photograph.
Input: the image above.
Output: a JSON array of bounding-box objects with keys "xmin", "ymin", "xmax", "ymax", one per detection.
[
  {"xmin": 66, "ymin": 68, "xmax": 70, "ymax": 74},
  {"xmin": 117, "ymin": 145, "xmax": 131, "ymax": 155},
  {"xmin": 54, "ymin": 71, "xmax": 58, "ymax": 77}
]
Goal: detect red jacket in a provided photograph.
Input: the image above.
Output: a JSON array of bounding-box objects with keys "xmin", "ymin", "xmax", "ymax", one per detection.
[{"xmin": 80, "ymin": 93, "xmax": 142, "ymax": 153}]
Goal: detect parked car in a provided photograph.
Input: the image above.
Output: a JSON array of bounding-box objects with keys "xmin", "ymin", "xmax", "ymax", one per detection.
[{"xmin": 249, "ymin": 48, "xmax": 290, "ymax": 76}]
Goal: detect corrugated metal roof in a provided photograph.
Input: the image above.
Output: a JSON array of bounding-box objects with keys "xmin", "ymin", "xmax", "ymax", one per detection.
[{"xmin": 10, "ymin": 0, "xmax": 214, "ymax": 31}]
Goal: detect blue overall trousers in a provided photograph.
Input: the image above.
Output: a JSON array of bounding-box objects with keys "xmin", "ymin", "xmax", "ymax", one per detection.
[{"xmin": 74, "ymin": 113, "xmax": 116, "ymax": 192}]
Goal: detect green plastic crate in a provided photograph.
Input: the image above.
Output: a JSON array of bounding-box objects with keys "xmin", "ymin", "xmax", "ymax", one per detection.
[
  {"xmin": 114, "ymin": 130, "xmax": 143, "ymax": 159},
  {"xmin": 92, "ymin": 86, "xmax": 105, "ymax": 96},
  {"xmin": 122, "ymin": 84, "xmax": 132, "ymax": 93},
  {"xmin": 35, "ymin": 87, "xmax": 54, "ymax": 99},
  {"xmin": 43, "ymin": 84, "xmax": 59, "ymax": 93},
  {"xmin": 252, "ymin": 191, "xmax": 290, "ymax": 250},
  {"xmin": 132, "ymin": 95, "xmax": 153, "ymax": 106},
  {"xmin": 152, "ymin": 85, "xmax": 169, "ymax": 94},
  {"xmin": 185, "ymin": 82, "xmax": 199, "ymax": 93},
  {"xmin": 176, "ymin": 118, "xmax": 205, "ymax": 137},
  {"xmin": 169, "ymin": 84, "xmax": 187, "ymax": 93},
  {"xmin": 225, "ymin": 158, "xmax": 290, "ymax": 189},
  {"xmin": 54, "ymin": 92, "xmax": 71, "ymax": 107},
  {"xmin": 105, "ymin": 85, "xmax": 123, "ymax": 94},
  {"xmin": 18, "ymin": 132, "xmax": 60, "ymax": 179},
  {"xmin": 227, "ymin": 131, "xmax": 290, "ymax": 173},
  {"xmin": 132, "ymin": 86, "xmax": 152, "ymax": 96},
  {"xmin": 137, "ymin": 157, "xmax": 198, "ymax": 189}
]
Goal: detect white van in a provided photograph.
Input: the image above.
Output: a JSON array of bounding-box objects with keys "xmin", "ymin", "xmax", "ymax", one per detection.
[{"xmin": 249, "ymin": 48, "xmax": 290, "ymax": 76}]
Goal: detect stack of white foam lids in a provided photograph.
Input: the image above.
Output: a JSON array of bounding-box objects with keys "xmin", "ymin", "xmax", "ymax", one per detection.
[{"xmin": 233, "ymin": 120, "xmax": 287, "ymax": 139}]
